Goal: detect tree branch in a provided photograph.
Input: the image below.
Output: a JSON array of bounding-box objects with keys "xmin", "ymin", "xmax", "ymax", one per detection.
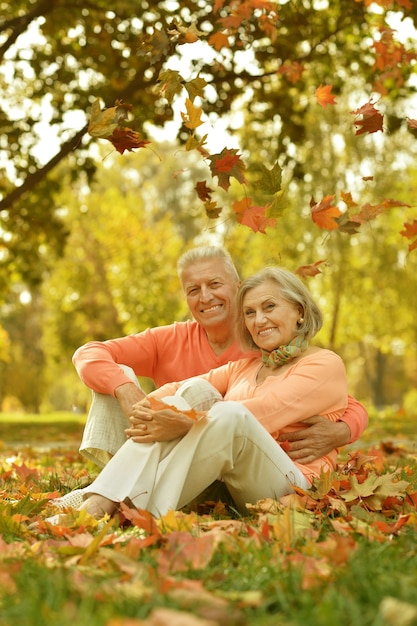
[
  {"xmin": 0, "ymin": 124, "xmax": 89, "ymax": 212},
  {"xmin": 0, "ymin": 0, "xmax": 55, "ymax": 61}
]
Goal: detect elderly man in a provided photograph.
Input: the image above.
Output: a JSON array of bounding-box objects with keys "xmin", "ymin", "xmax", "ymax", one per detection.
[{"xmin": 73, "ymin": 245, "xmax": 367, "ymax": 470}]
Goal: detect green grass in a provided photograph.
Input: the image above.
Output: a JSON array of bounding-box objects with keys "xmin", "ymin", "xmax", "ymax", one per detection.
[
  {"xmin": 0, "ymin": 411, "xmax": 87, "ymax": 447},
  {"xmin": 1, "ymin": 409, "xmax": 417, "ymax": 626}
]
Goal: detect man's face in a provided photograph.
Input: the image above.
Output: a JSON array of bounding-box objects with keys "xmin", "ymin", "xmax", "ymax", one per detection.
[{"xmin": 181, "ymin": 259, "xmax": 240, "ymax": 329}]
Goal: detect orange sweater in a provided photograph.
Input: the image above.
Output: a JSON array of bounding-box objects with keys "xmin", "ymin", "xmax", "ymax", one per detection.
[{"xmin": 72, "ymin": 320, "xmax": 253, "ymax": 394}]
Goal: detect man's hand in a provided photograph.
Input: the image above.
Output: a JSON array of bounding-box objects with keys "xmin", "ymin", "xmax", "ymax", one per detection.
[
  {"xmin": 278, "ymin": 416, "xmax": 351, "ymax": 464},
  {"xmin": 125, "ymin": 398, "xmax": 195, "ymax": 443},
  {"xmin": 115, "ymin": 382, "xmax": 146, "ymax": 418}
]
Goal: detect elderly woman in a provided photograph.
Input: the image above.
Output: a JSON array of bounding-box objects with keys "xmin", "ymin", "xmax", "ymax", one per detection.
[{"xmin": 75, "ymin": 267, "xmax": 349, "ymax": 519}]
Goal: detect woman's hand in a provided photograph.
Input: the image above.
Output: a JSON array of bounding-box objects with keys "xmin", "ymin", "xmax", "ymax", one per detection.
[{"xmin": 125, "ymin": 398, "xmax": 196, "ymax": 443}]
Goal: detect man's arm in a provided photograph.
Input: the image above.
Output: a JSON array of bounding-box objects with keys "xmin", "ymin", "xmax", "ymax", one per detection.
[
  {"xmin": 115, "ymin": 382, "xmax": 147, "ymax": 418},
  {"xmin": 278, "ymin": 395, "xmax": 368, "ymax": 464}
]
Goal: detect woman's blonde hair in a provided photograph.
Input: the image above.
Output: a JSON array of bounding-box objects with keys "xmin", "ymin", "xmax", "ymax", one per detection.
[{"xmin": 236, "ymin": 267, "xmax": 323, "ymax": 350}]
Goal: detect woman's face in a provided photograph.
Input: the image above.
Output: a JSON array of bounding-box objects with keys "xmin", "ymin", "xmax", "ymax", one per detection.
[{"xmin": 242, "ymin": 280, "xmax": 301, "ymax": 351}]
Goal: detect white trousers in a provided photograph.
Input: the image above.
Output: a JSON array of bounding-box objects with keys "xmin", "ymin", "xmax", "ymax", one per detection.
[
  {"xmin": 79, "ymin": 365, "xmax": 147, "ymax": 467},
  {"xmin": 84, "ymin": 380, "xmax": 310, "ymax": 517}
]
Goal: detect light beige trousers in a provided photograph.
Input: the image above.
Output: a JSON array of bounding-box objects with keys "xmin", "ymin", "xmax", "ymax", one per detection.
[
  {"xmin": 79, "ymin": 365, "xmax": 223, "ymax": 467},
  {"xmin": 83, "ymin": 379, "xmax": 310, "ymax": 517}
]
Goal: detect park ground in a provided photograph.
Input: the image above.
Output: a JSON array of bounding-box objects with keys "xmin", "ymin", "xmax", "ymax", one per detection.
[{"xmin": 0, "ymin": 409, "xmax": 417, "ymax": 626}]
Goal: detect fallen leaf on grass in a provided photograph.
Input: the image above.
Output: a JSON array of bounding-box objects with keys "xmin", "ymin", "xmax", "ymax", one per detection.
[{"xmin": 378, "ymin": 596, "xmax": 417, "ymax": 626}]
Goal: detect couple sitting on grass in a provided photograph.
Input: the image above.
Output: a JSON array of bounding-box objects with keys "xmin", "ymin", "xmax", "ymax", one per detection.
[{"xmin": 46, "ymin": 246, "xmax": 367, "ymax": 523}]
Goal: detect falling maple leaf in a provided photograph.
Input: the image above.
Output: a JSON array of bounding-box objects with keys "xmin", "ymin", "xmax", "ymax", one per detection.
[
  {"xmin": 278, "ymin": 60, "xmax": 305, "ymax": 84},
  {"xmin": 208, "ymin": 31, "xmax": 230, "ymax": 51},
  {"xmin": 350, "ymin": 98, "xmax": 384, "ymax": 135},
  {"xmin": 167, "ymin": 20, "xmax": 203, "ymax": 45},
  {"xmin": 158, "ymin": 69, "xmax": 184, "ymax": 104},
  {"xmin": 88, "ymin": 99, "xmax": 132, "ymax": 139},
  {"xmin": 88, "ymin": 98, "xmax": 150, "ymax": 154},
  {"xmin": 138, "ymin": 27, "xmax": 170, "ymax": 64},
  {"xmin": 310, "ymin": 195, "xmax": 342, "ymax": 230},
  {"xmin": 195, "ymin": 181, "xmax": 213, "ymax": 202},
  {"xmin": 233, "ymin": 197, "xmax": 277, "ymax": 234},
  {"xmin": 352, "ymin": 198, "xmax": 410, "ymax": 224},
  {"xmin": 181, "ymin": 98, "xmax": 204, "ymax": 130},
  {"xmin": 252, "ymin": 161, "xmax": 282, "ymax": 195},
  {"xmin": 208, "ymin": 148, "xmax": 247, "ymax": 191},
  {"xmin": 204, "ymin": 200, "xmax": 223, "ymax": 219},
  {"xmin": 295, "ymin": 260, "xmax": 327, "ymax": 278},
  {"xmin": 400, "ymin": 220, "xmax": 417, "ymax": 252},
  {"xmin": 185, "ymin": 133, "xmax": 209, "ymax": 156},
  {"xmin": 315, "ymin": 84, "xmax": 337, "ymax": 107},
  {"xmin": 184, "ymin": 76, "xmax": 207, "ymax": 101},
  {"xmin": 108, "ymin": 128, "xmax": 150, "ymax": 155}
]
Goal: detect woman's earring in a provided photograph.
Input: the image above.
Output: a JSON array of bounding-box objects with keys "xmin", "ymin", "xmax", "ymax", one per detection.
[{"xmin": 298, "ymin": 317, "xmax": 304, "ymax": 324}]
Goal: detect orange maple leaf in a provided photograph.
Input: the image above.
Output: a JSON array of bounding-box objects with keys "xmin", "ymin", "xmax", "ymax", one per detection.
[
  {"xmin": 315, "ymin": 84, "xmax": 337, "ymax": 108},
  {"xmin": 310, "ymin": 195, "xmax": 342, "ymax": 230},
  {"xmin": 278, "ymin": 61, "xmax": 305, "ymax": 84},
  {"xmin": 353, "ymin": 198, "xmax": 410, "ymax": 224},
  {"xmin": 233, "ymin": 197, "xmax": 276, "ymax": 234},
  {"xmin": 341, "ymin": 191, "xmax": 359, "ymax": 210},
  {"xmin": 400, "ymin": 220, "xmax": 417, "ymax": 252},
  {"xmin": 148, "ymin": 396, "xmax": 201, "ymax": 421},
  {"xmin": 295, "ymin": 260, "xmax": 327, "ymax": 278},
  {"xmin": 208, "ymin": 32, "xmax": 230, "ymax": 51}
]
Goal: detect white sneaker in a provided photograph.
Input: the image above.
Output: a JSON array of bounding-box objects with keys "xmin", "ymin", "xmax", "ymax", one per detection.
[{"xmin": 50, "ymin": 489, "xmax": 85, "ymax": 510}]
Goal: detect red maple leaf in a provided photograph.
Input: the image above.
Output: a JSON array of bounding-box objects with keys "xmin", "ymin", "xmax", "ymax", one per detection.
[
  {"xmin": 315, "ymin": 84, "xmax": 337, "ymax": 107},
  {"xmin": 310, "ymin": 195, "xmax": 342, "ymax": 230},
  {"xmin": 195, "ymin": 180, "xmax": 213, "ymax": 202},
  {"xmin": 350, "ymin": 99, "xmax": 384, "ymax": 135},
  {"xmin": 108, "ymin": 128, "xmax": 150, "ymax": 154},
  {"xmin": 209, "ymin": 149, "xmax": 247, "ymax": 191}
]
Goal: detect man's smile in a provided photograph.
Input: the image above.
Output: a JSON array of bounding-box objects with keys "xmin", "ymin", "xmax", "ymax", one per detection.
[{"xmin": 201, "ymin": 304, "xmax": 223, "ymax": 313}]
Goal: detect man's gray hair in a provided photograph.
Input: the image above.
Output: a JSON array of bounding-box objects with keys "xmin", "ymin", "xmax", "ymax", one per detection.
[{"xmin": 177, "ymin": 246, "xmax": 240, "ymax": 283}]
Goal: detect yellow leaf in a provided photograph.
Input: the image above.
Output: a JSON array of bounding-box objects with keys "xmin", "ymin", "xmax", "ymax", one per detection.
[{"xmin": 181, "ymin": 98, "xmax": 204, "ymax": 130}]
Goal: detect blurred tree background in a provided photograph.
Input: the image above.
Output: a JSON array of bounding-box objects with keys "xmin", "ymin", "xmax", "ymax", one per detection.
[{"xmin": 0, "ymin": 0, "xmax": 416, "ymax": 413}]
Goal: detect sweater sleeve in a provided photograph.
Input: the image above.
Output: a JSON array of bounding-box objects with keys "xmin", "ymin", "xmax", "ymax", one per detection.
[{"xmin": 340, "ymin": 395, "xmax": 368, "ymax": 443}]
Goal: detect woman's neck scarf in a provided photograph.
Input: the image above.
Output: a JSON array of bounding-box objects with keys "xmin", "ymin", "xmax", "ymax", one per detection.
[{"xmin": 261, "ymin": 335, "xmax": 309, "ymax": 369}]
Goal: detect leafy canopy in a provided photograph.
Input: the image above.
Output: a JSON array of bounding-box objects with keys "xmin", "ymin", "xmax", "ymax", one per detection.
[{"xmin": 0, "ymin": 0, "xmax": 416, "ymax": 290}]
